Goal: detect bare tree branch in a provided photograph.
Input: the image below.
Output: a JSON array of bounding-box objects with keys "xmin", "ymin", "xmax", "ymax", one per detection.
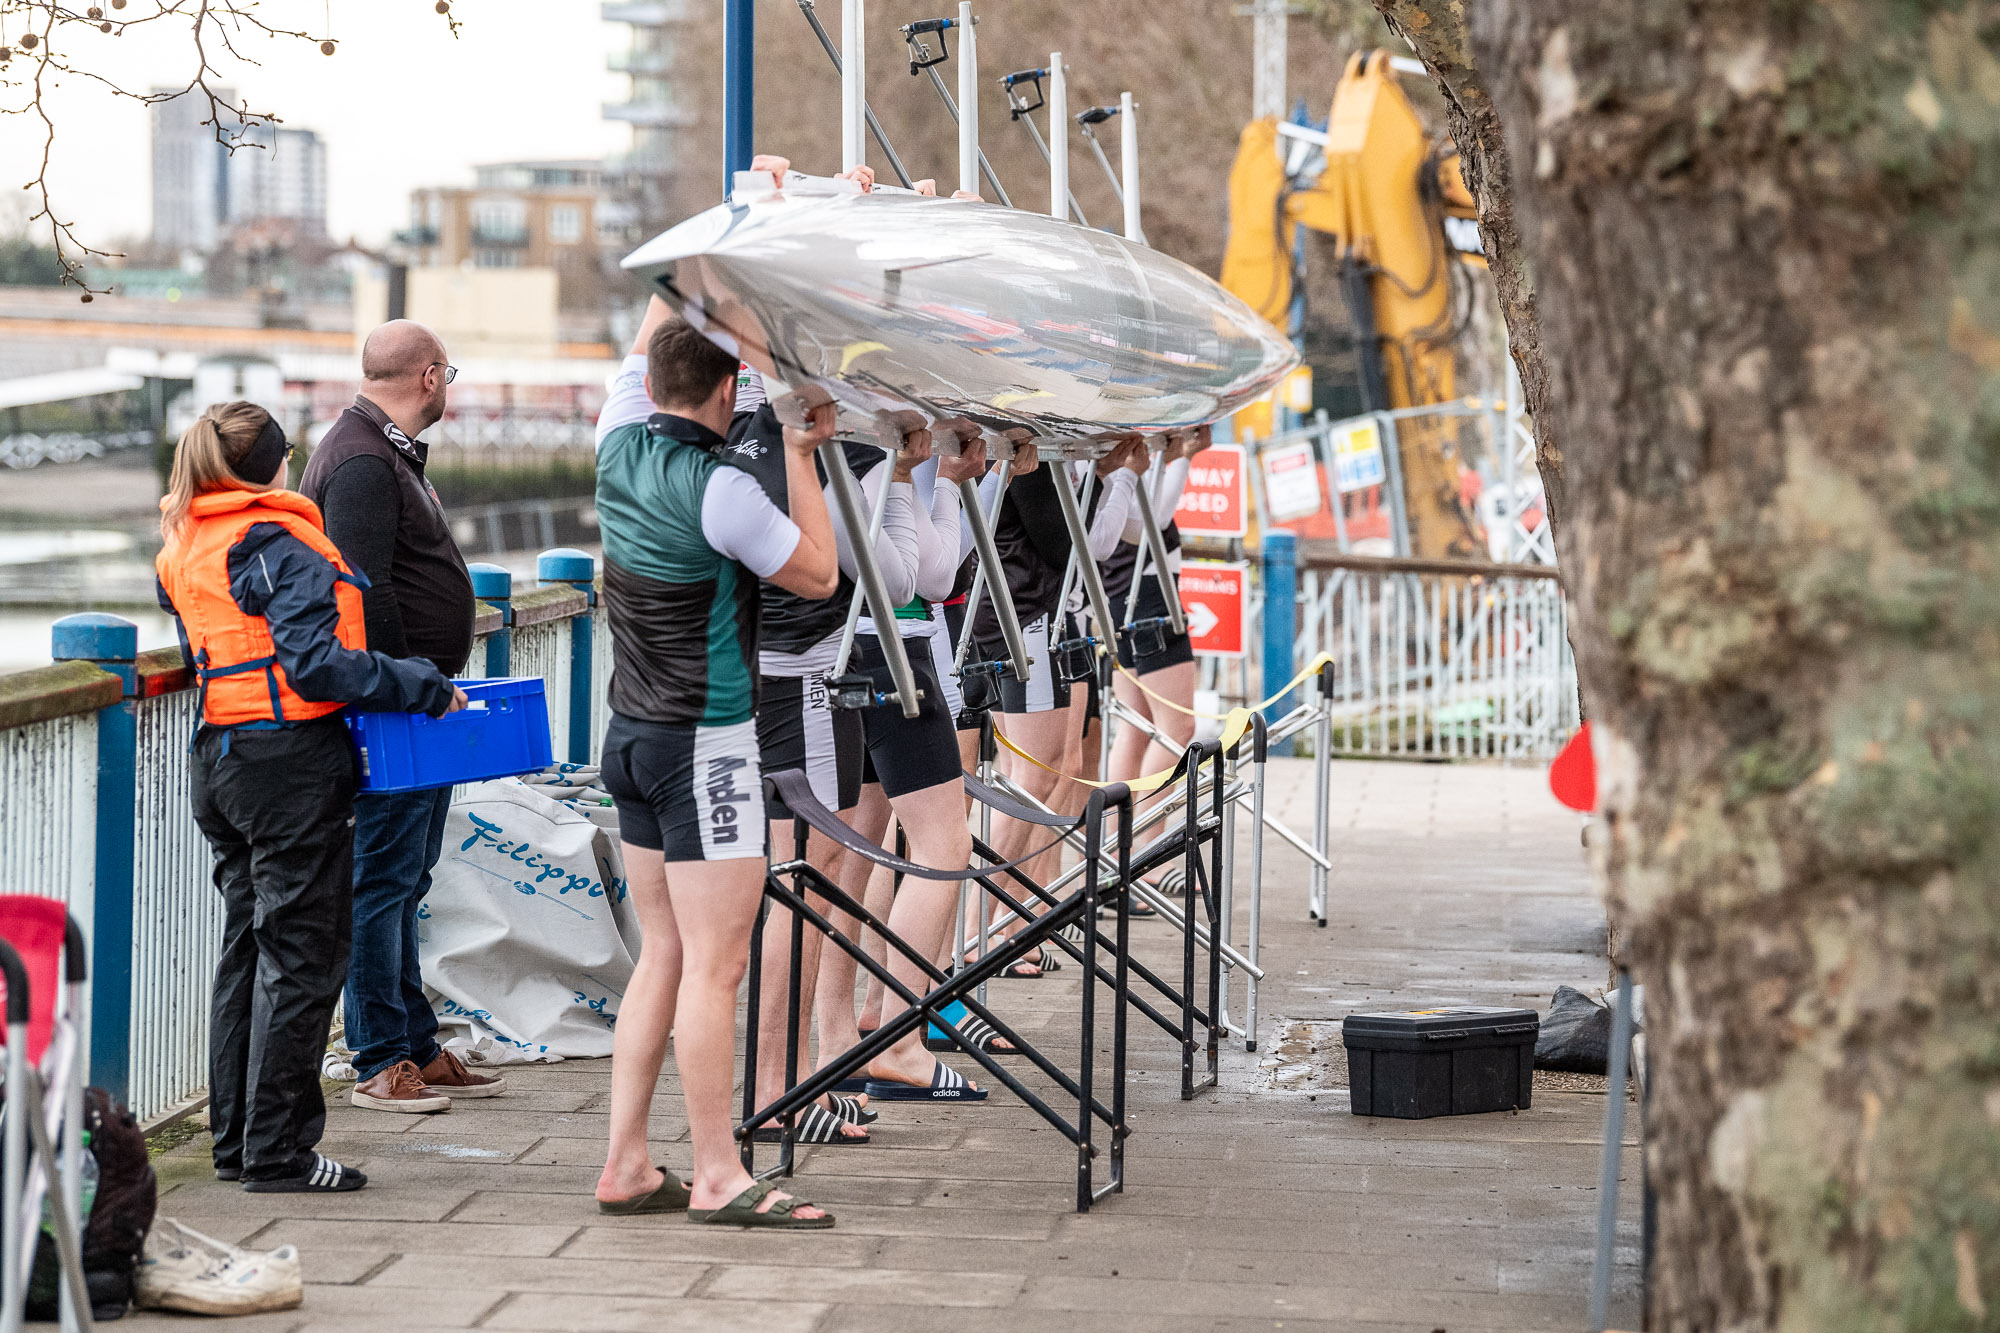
[{"xmin": 0, "ymin": 0, "xmax": 459, "ymax": 296}]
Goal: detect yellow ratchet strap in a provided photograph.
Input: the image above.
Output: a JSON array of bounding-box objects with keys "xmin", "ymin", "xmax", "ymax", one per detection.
[
  {"xmin": 993, "ymin": 708, "xmax": 1254, "ymax": 795},
  {"xmin": 1112, "ymin": 651, "xmax": 1338, "ymax": 720}
]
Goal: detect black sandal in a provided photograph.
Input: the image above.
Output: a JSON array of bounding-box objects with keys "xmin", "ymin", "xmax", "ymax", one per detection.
[
  {"xmin": 926, "ymin": 1014, "xmax": 1018, "ymax": 1055},
  {"xmin": 750, "ymin": 1103, "xmax": 869, "ymax": 1145},
  {"xmin": 830, "ymin": 1093, "xmax": 877, "ymax": 1125}
]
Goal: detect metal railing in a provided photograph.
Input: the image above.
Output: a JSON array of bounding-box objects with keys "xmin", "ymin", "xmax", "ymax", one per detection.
[
  {"xmin": 1296, "ymin": 553, "xmax": 1576, "ymax": 760},
  {"xmin": 0, "ymin": 550, "xmax": 603, "ymax": 1124}
]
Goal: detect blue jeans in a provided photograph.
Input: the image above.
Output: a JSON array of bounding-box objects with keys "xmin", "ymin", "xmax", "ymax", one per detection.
[{"xmin": 344, "ymin": 785, "xmax": 451, "ymax": 1081}]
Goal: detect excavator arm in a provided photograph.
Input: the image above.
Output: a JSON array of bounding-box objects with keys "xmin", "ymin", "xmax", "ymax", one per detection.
[{"xmin": 1220, "ymin": 50, "xmax": 1486, "ymax": 558}]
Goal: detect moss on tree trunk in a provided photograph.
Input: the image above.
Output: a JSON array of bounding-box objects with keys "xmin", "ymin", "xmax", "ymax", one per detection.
[{"xmin": 1382, "ymin": 0, "xmax": 2000, "ymax": 1327}]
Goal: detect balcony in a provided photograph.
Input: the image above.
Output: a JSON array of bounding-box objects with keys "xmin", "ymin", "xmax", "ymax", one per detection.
[
  {"xmin": 391, "ymin": 226, "xmax": 439, "ymax": 247},
  {"xmin": 601, "ymin": 0, "xmax": 688, "ymax": 24},
  {"xmin": 602, "ymin": 100, "xmax": 695, "ymax": 128},
  {"xmin": 468, "ymin": 226, "xmax": 529, "ymax": 247},
  {"xmin": 609, "ymin": 48, "xmax": 674, "ymax": 75}
]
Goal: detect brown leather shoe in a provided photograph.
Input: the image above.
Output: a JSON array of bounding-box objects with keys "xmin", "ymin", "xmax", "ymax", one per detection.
[
  {"xmin": 418, "ymin": 1048, "xmax": 507, "ymax": 1099},
  {"xmin": 350, "ymin": 1059, "xmax": 451, "ymax": 1114}
]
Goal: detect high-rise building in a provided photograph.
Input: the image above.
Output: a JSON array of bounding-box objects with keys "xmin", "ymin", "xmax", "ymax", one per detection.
[
  {"xmin": 226, "ymin": 127, "xmax": 329, "ymax": 238},
  {"xmin": 150, "ymin": 86, "xmax": 234, "ymax": 253},
  {"xmin": 150, "ymin": 96, "xmax": 328, "ymax": 252},
  {"xmin": 603, "ymin": 0, "xmax": 695, "ymax": 232}
]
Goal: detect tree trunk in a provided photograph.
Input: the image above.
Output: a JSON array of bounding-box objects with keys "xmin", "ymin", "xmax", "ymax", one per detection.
[
  {"xmin": 1390, "ymin": 1, "xmax": 2000, "ymax": 1327},
  {"xmin": 1372, "ymin": 0, "xmax": 1567, "ymax": 533}
]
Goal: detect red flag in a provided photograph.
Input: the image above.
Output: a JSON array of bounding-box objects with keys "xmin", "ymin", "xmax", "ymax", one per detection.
[{"xmin": 1550, "ymin": 722, "xmax": 1597, "ymax": 813}]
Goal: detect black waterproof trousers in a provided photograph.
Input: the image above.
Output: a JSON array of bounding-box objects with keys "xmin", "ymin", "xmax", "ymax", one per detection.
[{"xmin": 191, "ymin": 716, "xmax": 358, "ymax": 1182}]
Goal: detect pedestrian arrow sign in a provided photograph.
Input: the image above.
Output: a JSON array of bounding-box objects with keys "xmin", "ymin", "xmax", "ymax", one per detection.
[
  {"xmin": 1178, "ymin": 560, "xmax": 1247, "ymax": 657},
  {"xmin": 1185, "ymin": 599, "xmax": 1220, "ymax": 641}
]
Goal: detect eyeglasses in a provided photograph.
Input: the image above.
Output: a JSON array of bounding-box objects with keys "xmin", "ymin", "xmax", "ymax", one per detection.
[{"xmin": 428, "ymin": 362, "xmax": 459, "ymax": 385}]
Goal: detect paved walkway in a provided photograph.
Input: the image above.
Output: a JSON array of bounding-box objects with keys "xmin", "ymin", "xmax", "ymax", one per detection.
[{"xmin": 124, "ymin": 758, "xmax": 1640, "ymax": 1332}]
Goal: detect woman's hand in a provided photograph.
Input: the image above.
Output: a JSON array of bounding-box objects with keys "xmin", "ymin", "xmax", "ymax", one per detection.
[
  {"xmin": 892, "ymin": 424, "xmax": 934, "ymax": 481},
  {"xmin": 445, "ymin": 685, "xmax": 469, "ymax": 713}
]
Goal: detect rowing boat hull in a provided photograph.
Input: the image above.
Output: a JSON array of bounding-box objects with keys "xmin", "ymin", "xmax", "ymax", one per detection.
[{"xmin": 622, "ymin": 189, "xmax": 1298, "ymax": 444}]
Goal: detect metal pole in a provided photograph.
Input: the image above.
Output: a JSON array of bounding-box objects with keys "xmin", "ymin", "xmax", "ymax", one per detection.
[
  {"xmin": 957, "ymin": 3, "xmax": 979, "ymax": 198},
  {"xmin": 955, "ymin": 465, "xmax": 1034, "ymax": 681},
  {"xmin": 821, "ymin": 442, "xmax": 923, "ymax": 716},
  {"xmin": 976, "ymin": 718, "xmax": 994, "ymax": 1009},
  {"xmin": 1052, "ymin": 468, "xmax": 1097, "ymax": 630},
  {"xmin": 832, "ymin": 452, "xmax": 901, "ymax": 677},
  {"xmin": 1321, "ymin": 411, "xmax": 1352, "ymax": 553},
  {"xmin": 1246, "ymin": 722, "xmax": 1266, "ymax": 1049},
  {"xmin": 1130, "ymin": 470, "xmax": 1186, "ymax": 633},
  {"xmin": 724, "ymin": 0, "xmax": 754, "ymax": 188},
  {"xmin": 841, "ymin": 0, "xmax": 866, "ymax": 172},
  {"xmin": 1124, "ymin": 441, "xmax": 1167, "ymax": 625},
  {"xmin": 1051, "ymin": 460, "xmax": 1120, "ymax": 649},
  {"xmin": 1048, "ymin": 54, "xmax": 1069, "ymax": 221},
  {"xmin": 797, "ymin": 0, "xmax": 913, "ymax": 186},
  {"xmin": 1119, "ymin": 92, "xmax": 1142, "ymax": 243},
  {"xmin": 1083, "ymin": 124, "xmax": 1124, "ymax": 206},
  {"xmin": 58, "ymin": 1012, "xmax": 81, "ymax": 1333},
  {"xmin": 1250, "ymin": 0, "xmax": 1287, "ymax": 121},
  {"xmin": 1379, "ymin": 413, "xmax": 1413, "ymax": 557},
  {"xmin": 1590, "ymin": 970, "xmax": 1636, "ymax": 1332},
  {"xmin": 913, "ymin": 30, "xmax": 1013, "ymax": 206},
  {"xmin": 1004, "ymin": 68, "xmax": 1088, "ymax": 224},
  {"xmin": 1311, "ymin": 663, "xmax": 1331, "ymax": 921},
  {"xmin": 2, "ymin": 1026, "xmax": 24, "ymax": 1333}
]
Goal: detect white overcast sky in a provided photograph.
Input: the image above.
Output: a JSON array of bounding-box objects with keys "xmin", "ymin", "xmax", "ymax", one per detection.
[{"xmin": 0, "ymin": 1, "xmax": 629, "ymax": 248}]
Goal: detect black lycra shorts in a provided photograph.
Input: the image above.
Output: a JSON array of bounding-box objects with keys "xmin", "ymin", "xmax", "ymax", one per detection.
[
  {"xmin": 990, "ymin": 614, "xmax": 1072, "ymax": 715},
  {"xmin": 757, "ymin": 670, "xmax": 865, "ymax": 820},
  {"xmin": 599, "ymin": 712, "xmax": 765, "ymax": 860},
  {"xmin": 854, "ymin": 633, "xmax": 964, "ymax": 797},
  {"xmin": 1115, "ymin": 574, "xmax": 1197, "ymax": 674}
]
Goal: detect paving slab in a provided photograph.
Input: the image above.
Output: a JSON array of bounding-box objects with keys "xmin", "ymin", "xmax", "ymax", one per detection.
[{"xmin": 118, "ymin": 758, "xmax": 1639, "ymax": 1332}]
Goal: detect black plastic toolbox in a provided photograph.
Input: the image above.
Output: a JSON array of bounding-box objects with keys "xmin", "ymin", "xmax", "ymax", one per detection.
[{"xmin": 1341, "ymin": 1007, "xmax": 1539, "ymax": 1118}]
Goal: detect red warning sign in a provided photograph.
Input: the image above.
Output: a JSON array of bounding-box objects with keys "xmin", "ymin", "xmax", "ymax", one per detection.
[
  {"xmin": 1175, "ymin": 445, "xmax": 1247, "ymax": 539},
  {"xmin": 1178, "ymin": 560, "xmax": 1248, "ymax": 657}
]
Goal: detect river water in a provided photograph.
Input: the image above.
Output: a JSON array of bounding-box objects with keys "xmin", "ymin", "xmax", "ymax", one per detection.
[{"xmin": 0, "ymin": 526, "xmax": 177, "ymax": 672}]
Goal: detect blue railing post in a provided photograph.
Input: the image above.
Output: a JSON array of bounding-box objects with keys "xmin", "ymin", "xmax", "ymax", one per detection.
[
  {"xmin": 52, "ymin": 613, "xmax": 138, "ymax": 1101},
  {"xmin": 538, "ymin": 548, "xmax": 597, "ymax": 765},
  {"xmin": 468, "ymin": 563, "xmax": 512, "ymax": 677},
  {"xmin": 723, "ymin": 0, "xmax": 754, "ymax": 189},
  {"xmin": 1260, "ymin": 529, "xmax": 1297, "ymax": 757}
]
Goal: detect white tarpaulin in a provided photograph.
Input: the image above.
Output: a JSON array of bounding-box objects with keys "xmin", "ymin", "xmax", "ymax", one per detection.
[{"xmin": 421, "ymin": 769, "xmax": 637, "ymax": 1064}]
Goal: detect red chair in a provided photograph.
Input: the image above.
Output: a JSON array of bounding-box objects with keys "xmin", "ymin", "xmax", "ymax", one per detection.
[{"xmin": 0, "ymin": 896, "xmax": 93, "ymax": 1333}]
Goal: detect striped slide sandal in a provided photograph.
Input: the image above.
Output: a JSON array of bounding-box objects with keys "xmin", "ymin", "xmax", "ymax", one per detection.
[{"xmin": 863, "ymin": 1061, "xmax": 989, "ymax": 1102}]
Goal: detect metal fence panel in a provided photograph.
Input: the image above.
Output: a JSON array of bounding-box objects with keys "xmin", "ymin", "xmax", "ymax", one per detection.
[
  {"xmin": 1295, "ymin": 566, "xmax": 1577, "ymax": 761},
  {"xmin": 509, "ymin": 619, "xmax": 572, "ymax": 763},
  {"xmin": 0, "ymin": 715, "xmax": 95, "ymax": 916},
  {"xmin": 129, "ymin": 689, "xmax": 222, "ymax": 1122}
]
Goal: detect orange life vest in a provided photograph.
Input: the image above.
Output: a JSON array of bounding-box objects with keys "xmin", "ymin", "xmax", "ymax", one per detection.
[{"xmin": 155, "ymin": 488, "xmax": 368, "ymax": 727}]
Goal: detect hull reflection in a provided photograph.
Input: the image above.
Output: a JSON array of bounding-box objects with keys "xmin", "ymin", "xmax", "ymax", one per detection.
[{"xmin": 622, "ymin": 188, "xmax": 1299, "ymax": 449}]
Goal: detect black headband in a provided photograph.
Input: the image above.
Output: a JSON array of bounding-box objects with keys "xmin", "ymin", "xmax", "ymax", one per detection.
[{"xmin": 232, "ymin": 415, "xmax": 289, "ymax": 486}]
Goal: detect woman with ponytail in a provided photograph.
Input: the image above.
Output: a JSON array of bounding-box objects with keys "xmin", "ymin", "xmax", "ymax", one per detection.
[{"xmin": 155, "ymin": 401, "xmax": 465, "ymax": 1195}]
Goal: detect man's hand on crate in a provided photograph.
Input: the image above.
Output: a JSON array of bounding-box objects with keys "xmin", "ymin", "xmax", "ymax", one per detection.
[{"xmin": 446, "ymin": 686, "xmax": 469, "ymax": 713}]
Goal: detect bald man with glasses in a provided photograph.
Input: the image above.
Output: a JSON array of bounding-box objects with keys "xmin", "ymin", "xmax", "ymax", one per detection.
[{"xmin": 300, "ymin": 320, "xmax": 503, "ymax": 1117}]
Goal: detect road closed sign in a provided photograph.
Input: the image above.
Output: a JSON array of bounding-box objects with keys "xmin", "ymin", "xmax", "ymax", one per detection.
[
  {"xmin": 1176, "ymin": 445, "xmax": 1247, "ymax": 538},
  {"xmin": 1178, "ymin": 560, "xmax": 1248, "ymax": 657}
]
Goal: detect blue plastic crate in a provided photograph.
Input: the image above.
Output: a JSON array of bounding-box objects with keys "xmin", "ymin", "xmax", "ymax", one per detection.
[{"xmin": 347, "ymin": 677, "xmax": 553, "ymax": 794}]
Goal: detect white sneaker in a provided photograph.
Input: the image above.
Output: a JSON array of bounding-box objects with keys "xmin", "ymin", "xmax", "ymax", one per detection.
[
  {"xmin": 135, "ymin": 1219, "xmax": 220, "ymax": 1308},
  {"xmin": 162, "ymin": 1243, "xmax": 304, "ymax": 1315},
  {"xmin": 135, "ymin": 1219, "xmax": 305, "ymax": 1315}
]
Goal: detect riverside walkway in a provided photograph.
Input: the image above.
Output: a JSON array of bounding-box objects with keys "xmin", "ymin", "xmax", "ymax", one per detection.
[{"xmin": 111, "ymin": 757, "xmax": 1640, "ymax": 1333}]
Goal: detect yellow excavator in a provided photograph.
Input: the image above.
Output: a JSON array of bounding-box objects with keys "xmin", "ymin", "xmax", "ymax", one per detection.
[{"xmin": 1220, "ymin": 49, "xmax": 1488, "ymax": 558}]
